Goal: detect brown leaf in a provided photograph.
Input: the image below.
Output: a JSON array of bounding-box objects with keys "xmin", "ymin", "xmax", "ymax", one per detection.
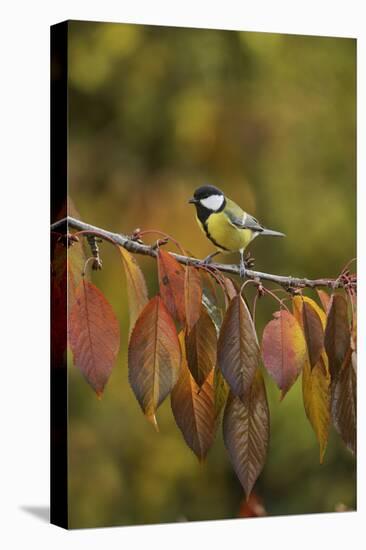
[
  {"xmin": 324, "ymin": 294, "xmax": 351, "ymax": 382},
  {"xmin": 261, "ymin": 310, "xmax": 306, "ymax": 399},
  {"xmin": 302, "ymin": 355, "xmax": 331, "ymax": 463},
  {"xmin": 331, "ymin": 351, "xmax": 356, "ymax": 454},
  {"xmin": 184, "ymin": 266, "xmax": 202, "ymax": 333},
  {"xmin": 128, "ymin": 296, "xmax": 181, "ymax": 428},
  {"xmin": 185, "ymin": 306, "xmax": 217, "ymax": 386},
  {"xmin": 302, "ymin": 300, "xmax": 324, "ymax": 370},
  {"xmin": 223, "ymin": 370, "xmax": 270, "ymax": 498},
  {"xmin": 317, "ymin": 289, "xmax": 331, "ymax": 312},
  {"xmin": 118, "ymin": 246, "xmax": 148, "ymax": 333},
  {"xmin": 171, "ymin": 333, "xmax": 215, "ymax": 461},
  {"xmin": 217, "ymin": 295, "xmax": 259, "ymax": 401},
  {"xmin": 157, "ymin": 249, "xmax": 186, "ymax": 325},
  {"xmin": 69, "ymin": 280, "xmax": 120, "ymax": 396},
  {"xmin": 293, "ymin": 295, "xmax": 326, "ymax": 329}
]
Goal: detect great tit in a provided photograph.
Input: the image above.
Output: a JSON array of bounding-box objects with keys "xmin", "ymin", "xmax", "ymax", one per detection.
[{"xmin": 188, "ymin": 185, "xmax": 285, "ymax": 277}]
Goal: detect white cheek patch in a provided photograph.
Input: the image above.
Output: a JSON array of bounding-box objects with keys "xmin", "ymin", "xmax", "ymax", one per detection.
[{"xmin": 200, "ymin": 194, "xmax": 224, "ymax": 211}]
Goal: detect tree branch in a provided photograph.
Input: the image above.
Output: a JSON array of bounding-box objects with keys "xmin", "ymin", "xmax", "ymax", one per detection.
[{"xmin": 51, "ymin": 216, "xmax": 356, "ymax": 291}]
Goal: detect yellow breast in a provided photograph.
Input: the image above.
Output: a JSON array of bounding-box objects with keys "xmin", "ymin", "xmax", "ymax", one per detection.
[{"xmin": 198, "ymin": 211, "xmax": 253, "ymax": 252}]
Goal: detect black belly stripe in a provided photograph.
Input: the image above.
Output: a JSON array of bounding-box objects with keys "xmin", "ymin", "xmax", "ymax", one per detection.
[{"xmin": 202, "ymin": 220, "xmax": 230, "ymax": 251}]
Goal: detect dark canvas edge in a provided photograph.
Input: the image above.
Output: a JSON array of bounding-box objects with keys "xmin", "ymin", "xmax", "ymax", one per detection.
[{"xmin": 50, "ymin": 20, "xmax": 69, "ymax": 530}]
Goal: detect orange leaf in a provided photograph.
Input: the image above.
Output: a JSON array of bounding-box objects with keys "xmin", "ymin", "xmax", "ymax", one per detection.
[
  {"xmin": 69, "ymin": 280, "xmax": 120, "ymax": 396},
  {"xmin": 302, "ymin": 300, "xmax": 324, "ymax": 370},
  {"xmin": 118, "ymin": 246, "xmax": 148, "ymax": 333},
  {"xmin": 184, "ymin": 266, "xmax": 202, "ymax": 333},
  {"xmin": 223, "ymin": 370, "xmax": 269, "ymax": 498},
  {"xmin": 157, "ymin": 249, "xmax": 186, "ymax": 324},
  {"xmin": 128, "ymin": 296, "xmax": 181, "ymax": 428},
  {"xmin": 217, "ymin": 295, "xmax": 259, "ymax": 401},
  {"xmin": 171, "ymin": 333, "xmax": 215, "ymax": 461},
  {"xmin": 261, "ymin": 310, "xmax": 306, "ymax": 399},
  {"xmin": 185, "ymin": 306, "xmax": 217, "ymax": 387},
  {"xmin": 324, "ymin": 294, "xmax": 351, "ymax": 382}
]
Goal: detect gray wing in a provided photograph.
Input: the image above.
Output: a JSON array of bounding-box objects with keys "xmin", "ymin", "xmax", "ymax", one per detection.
[{"xmin": 226, "ymin": 210, "xmax": 265, "ymax": 233}]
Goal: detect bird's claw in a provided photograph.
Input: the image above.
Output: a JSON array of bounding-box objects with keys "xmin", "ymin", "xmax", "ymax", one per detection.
[{"xmin": 244, "ymin": 252, "xmax": 255, "ymax": 269}]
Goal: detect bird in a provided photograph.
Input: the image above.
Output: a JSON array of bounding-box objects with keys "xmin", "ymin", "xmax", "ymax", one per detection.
[{"xmin": 188, "ymin": 184, "xmax": 285, "ymax": 277}]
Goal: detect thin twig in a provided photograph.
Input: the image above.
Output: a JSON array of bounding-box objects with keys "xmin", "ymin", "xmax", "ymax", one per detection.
[{"xmin": 51, "ymin": 216, "xmax": 356, "ymax": 291}]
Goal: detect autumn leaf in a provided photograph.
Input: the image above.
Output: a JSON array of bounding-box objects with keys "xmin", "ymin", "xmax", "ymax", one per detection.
[
  {"xmin": 324, "ymin": 294, "xmax": 351, "ymax": 382},
  {"xmin": 185, "ymin": 306, "xmax": 217, "ymax": 386},
  {"xmin": 261, "ymin": 310, "xmax": 307, "ymax": 399},
  {"xmin": 293, "ymin": 295, "xmax": 326, "ymax": 329},
  {"xmin": 317, "ymin": 289, "xmax": 331, "ymax": 312},
  {"xmin": 184, "ymin": 266, "xmax": 202, "ymax": 333},
  {"xmin": 223, "ymin": 370, "xmax": 270, "ymax": 498},
  {"xmin": 69, "ymin": 279, "xmax": 120, "ymax": 396},
  {"xmin": 293, "ymin": 296, "xmax": 331, "ymax": 461},
  {"xmin": 302, "ymin": 300, "xmax": 324, "ymax": 369},
  {"xmin": 171, "ymin": 333, "xmax": 215, "ymax": 461},
  {"xmin": 118, "ymin": 246, "xmax": 148, "ymax": 333},
  {"xmin": 217, "ymin": 294, "xmax": 259, "ymax": 401},
  {"xmin": 157, "ymin": 249, "xmax": 186, "ymax": 325},
  {"xmin": 128, "ymin": 296, "xmax": 181, "ymax": 428},
  {"xmin": 332, "ymin": 351, "xmax": 356, "ymax": 454},
  {"xmin": 214, "ymin": 366, "xmax": 230, "ymax": 423},
  {"xmin": 302, "ymin": 355, "xmax": 331, "ymax": 463},
  {"xmin": 222, "ymin": 276, "xmax": 238, "ymax": 306}
]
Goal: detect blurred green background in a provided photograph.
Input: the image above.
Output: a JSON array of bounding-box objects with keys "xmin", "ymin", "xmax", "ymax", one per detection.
[{"xmin": 67, "ymin": 21, "xmax": 356, "ymax": 528}]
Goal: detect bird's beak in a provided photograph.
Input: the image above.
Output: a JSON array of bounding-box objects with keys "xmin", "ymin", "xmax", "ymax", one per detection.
[{"xmin": 188, "ymin": 197, "xmax": 197, "ymax": 204}]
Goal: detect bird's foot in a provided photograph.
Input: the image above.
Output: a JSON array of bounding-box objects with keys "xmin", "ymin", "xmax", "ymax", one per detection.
[
  {"xmin": 239, "ymin": 264, "xmax": 246, "ymax": 279},
  {"xmin": 200, "ymin": 252, "xmax": 219, "ymax": 266},
  {"xmin": 244, "ymin": 252, "xmax": 255, "ymax": 269}
]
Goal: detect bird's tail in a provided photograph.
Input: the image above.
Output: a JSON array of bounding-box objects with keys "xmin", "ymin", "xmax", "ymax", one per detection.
[{"xmin": 261, "ymin": 228, "xmax": 286, "ymax": 237}]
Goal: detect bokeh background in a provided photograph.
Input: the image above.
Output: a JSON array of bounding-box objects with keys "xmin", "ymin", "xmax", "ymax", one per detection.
[{"xmin": 67, "ymin": 21, "xmax": 356, "ymax": 528}]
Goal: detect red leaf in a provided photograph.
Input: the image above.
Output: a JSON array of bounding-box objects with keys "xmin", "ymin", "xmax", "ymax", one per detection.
[
  {"xmin": 128, "ymin": 296, "xmax": 181, "ymax": 428},
  {"xmin": 217, "ymin": 295, "xmax": 259, "ymax": 401},
  {"xmin": 69, "ymin": 280, "xmax": 120, "ymax": 396},
  {"xmin": 261, "ymin": 310, "xmax": 306, "ymax": 399},
  {"xmin": 157, "ymin": 249, "xmax": 186, "ymax": 324},
  {"xmin": 223, "ymin": 370, "xmax": 270, "ymax": 498}
]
